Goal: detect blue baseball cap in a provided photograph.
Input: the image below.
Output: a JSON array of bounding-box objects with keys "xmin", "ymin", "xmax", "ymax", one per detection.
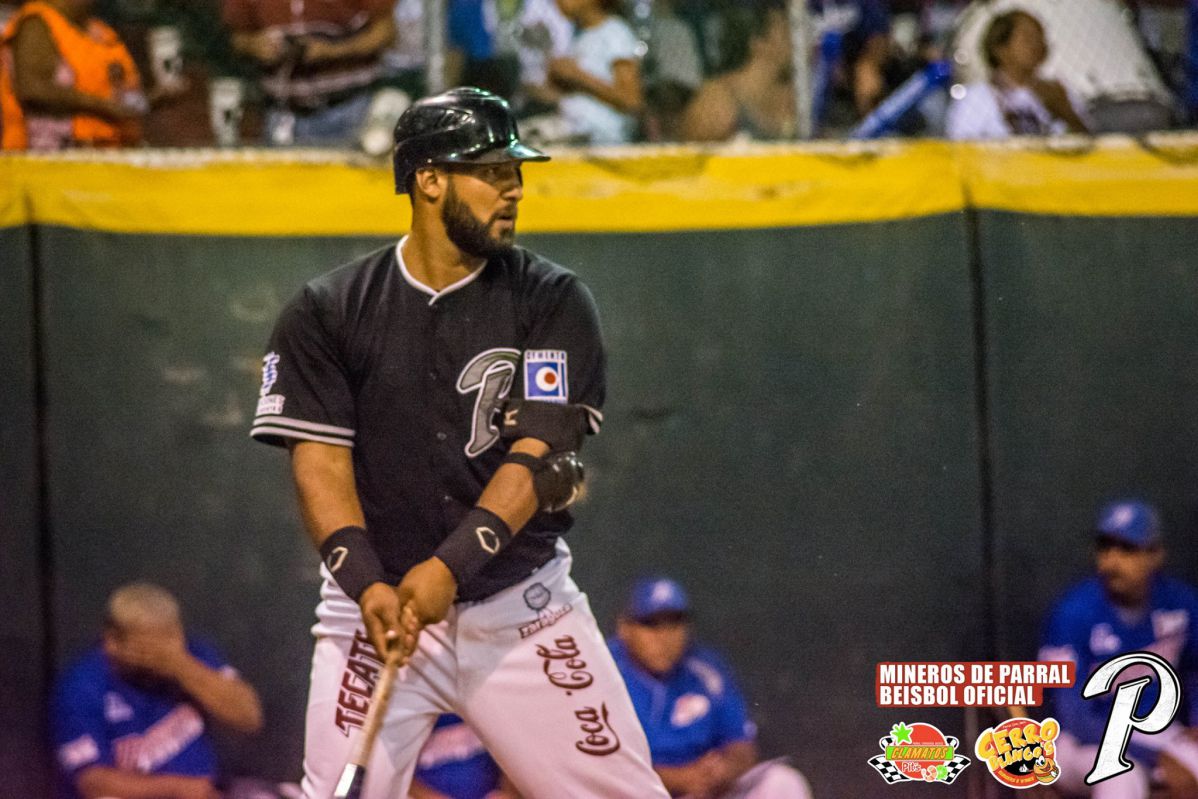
[
  {"xmin": 1094, "ymin": 500, "xmax": 1161, "ymax": 548},
  {"xmin": 624, "ymin": 577, "xmax": 690, "ymax": 622}
]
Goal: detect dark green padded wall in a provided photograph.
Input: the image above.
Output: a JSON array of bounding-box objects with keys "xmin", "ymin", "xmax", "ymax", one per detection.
[
  {"xmin": 37, "ymin": 229, "xmax": 394, "ymax": 780},
  {"xmin": 525, "ymin": 221, "xmax": 986, "ymax": 794},
  {"xmin": 978, "ymin": 213, "xmax": 1198, "ymax": 664},
  {"xmin": 0, "ymin": 225, "xmax": 47, "ymax": 798},
  {"xmin": 38, "ymin": 216, "xmax": 984, "ymax": 794}
]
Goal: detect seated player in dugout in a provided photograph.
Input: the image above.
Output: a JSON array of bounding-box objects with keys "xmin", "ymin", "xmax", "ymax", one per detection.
[
  {"xmin": 0, "ymin": 0, "xmax": 183, "ymax": 149},
  {"xmin": 409, "ymin": 713, "xmax": 518, "ymax": 799},
  {"xmin": 51, "ymin": 582, "xmax": 263, "ymax": 799},
  {"xmin": 1029, "ymin": 500, "xmax": 1198, "ymax": 799},
  {"xmin": 611, "ymin": 577, "xmax": 815, "ymax": 798}
]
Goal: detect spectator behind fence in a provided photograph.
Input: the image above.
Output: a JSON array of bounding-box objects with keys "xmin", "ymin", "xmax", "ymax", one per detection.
[
  {"xmin": 0, "ymin": 0, "xmax": 148, "ymax": 149},
  {"xmin": 611, "ymin": 577, "xmax": 815, "ymax": 799},
  {"xmin": 810, "ymin": 0, "xmax": 892, "ymax": 120},
  {"xmin": 945, "ymin": 8, "xmax": 1088, "ymax": 139},
  {"xmin": 639, "ymin": 0, "xmax": 701, "ymax": 142},
  {"xmin": 51, "ymin": 582, "xmax": 263, "ymax": 799},
  {"xmin": 409, "ymin": 714, "xmax": 516, "ymax": 799},
  {"xmin": 222, "ymin": 0, "xmax": 395, "ymax": 146},
  {"xmin": 681, "ymin": 0, "xmax": 794, "ymax": 142},
  {"xmin": 1034, "ymin": 500, "xmax": 1198, "ymax": 799},
  {"xmin": 647, "ymin": 0, "xmax": 702, "ymax": 92},
  {"xmin": 529, "ymin": 0, "xmax": 642, "ymax": 144}
]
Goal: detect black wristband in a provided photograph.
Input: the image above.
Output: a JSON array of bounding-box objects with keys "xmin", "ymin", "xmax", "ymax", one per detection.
[
  {"xmin": 503, "ymin": 451, "xmax": 545, "ymax": 473},
  {"xmin": 434, "ymin": 507, "xmax": 513, "ymax": 586},
  {"xmin": 319, "ymin": 525, "xmax": 387, "ymax": 602}
]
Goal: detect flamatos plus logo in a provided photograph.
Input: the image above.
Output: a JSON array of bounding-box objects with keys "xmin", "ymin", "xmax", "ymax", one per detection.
[{"xmin": 867, "ymin": 722, "xmax": 971, "ymax": 784}]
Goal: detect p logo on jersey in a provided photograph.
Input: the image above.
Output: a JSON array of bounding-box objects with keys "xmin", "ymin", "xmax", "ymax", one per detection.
[{"xmin": 524, "ymin": 350, "xmax": 568, "ymax": 403}]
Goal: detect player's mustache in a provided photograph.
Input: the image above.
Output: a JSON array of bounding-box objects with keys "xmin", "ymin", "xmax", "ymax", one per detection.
[{"xmin": 490, "ymin": 206, "xmax": 518, "ymax": 224}]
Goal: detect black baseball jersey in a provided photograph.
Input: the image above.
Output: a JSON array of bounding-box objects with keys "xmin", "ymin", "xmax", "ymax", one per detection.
[{"xmin": 250, "ymin": 239, "xmax": 605, "ymax": 601}]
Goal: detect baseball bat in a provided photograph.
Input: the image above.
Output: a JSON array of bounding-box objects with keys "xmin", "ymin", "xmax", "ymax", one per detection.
[{"xmin": 332, "ymin": 645, "xmax": 402, "ymax": 799}]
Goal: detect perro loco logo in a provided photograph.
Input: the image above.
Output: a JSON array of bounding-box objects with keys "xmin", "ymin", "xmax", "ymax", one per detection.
[
  {"xmin": 975, "ymin": 717, "xmax": 1061, "ymax": 789},
  {"xmin": 867, "ymin": 722, "xmax": 971, "ymax": 784}
]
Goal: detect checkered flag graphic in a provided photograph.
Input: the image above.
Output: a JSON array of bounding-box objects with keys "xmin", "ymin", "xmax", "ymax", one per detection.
[{"xmin": 868, "ymin": 734, "xmax": 972, "ymax": 784}]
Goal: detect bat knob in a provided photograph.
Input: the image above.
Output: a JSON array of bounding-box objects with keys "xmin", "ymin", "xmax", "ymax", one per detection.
[{"xmin": 333, "ymin": 764, "xmax": 365, "ymax": 799}]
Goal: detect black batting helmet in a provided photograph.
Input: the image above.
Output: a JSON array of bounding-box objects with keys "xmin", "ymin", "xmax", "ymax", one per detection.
[{"xmin": 392, "ymin": 87, "xmax": 549, "ymax": 194}]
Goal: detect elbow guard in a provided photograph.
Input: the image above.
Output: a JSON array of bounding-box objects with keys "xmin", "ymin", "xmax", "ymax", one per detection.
[
  {"xmin": 494, "ymin": 399, "xmax": 589, "ymax": 452},
  {"xmin": 503, "ymin": 451, "xmax": 585, "ymax": 513}
]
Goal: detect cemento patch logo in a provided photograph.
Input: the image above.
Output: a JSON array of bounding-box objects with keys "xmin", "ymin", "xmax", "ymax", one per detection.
[
  {"xmin": 868, "ymin": 722, "xmax": 971, "ymax": 784},
  {"xmin": 975, "ymin": 717, "xmax": 1061, "ymax": 789},
  {"xmin": 524, "ymin": 350, "xmax": 567, "ymax": 403}
]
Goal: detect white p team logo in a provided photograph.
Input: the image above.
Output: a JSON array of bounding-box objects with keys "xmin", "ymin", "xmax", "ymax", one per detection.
[{"xmin": 476, "ymin": 526, "xmax": 500, "ymax": 554}]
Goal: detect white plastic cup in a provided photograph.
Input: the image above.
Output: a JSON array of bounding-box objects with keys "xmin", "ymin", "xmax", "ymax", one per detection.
[
  {"xmin": 209, "ymin": 77, "xmax": 244, "ymax": 147},
  {"xmin": 147, "ymin": 26, "xmax": 185, "ymax": 91},
  {"xmin": 360, "ymin": 88, "xmax": 412, "ymax": 156}
]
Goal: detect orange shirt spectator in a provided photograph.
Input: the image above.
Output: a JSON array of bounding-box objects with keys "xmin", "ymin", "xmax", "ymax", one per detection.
[{"xmin": 1, "ymin": 0, "xmax": 144, "ymax": 150}]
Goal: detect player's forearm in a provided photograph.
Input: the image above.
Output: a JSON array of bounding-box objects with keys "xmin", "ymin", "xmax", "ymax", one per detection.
[
  {"xmin": 18, "ymin": 79, "xmax": 121, "ymax": 119},
  {"xmin": 474, "ymin": 437, "xmax": 549, "ymax": 534},
  {"xmin": 718, "ymin": 740, "xmax": 758, "ymax": 785},
  {"xmin": 77, "ymin": 767, "xmax": 214, "ymax": 799},
  {"xmin": 408, "ymin": 779, "xmax": 455, "ymax": 799},
  {"xmin": 572, "ymin": 68, "xmax": 643, "ymax": 114},
  {"xmin": 653, "ymin": 762, "xmax": 704, "ymax": 796},
  {"xmin": 307, "ymin": 16, "xmax": 395, "ymax": 63},
  {"xmin": 172, "ymin": 657, "xmax": 264, "ymax": 733},
  {"xmin": 290, "ymin": 441, "xmax": 367, "ymax": 548}
]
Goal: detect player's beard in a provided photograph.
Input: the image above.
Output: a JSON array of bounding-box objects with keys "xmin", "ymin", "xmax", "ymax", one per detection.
[{"xmin": 441, "ymin": 182, "xmax": 516, "ymax": 259}]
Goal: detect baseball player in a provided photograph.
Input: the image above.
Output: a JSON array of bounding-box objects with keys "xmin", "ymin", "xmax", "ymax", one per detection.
[
  {"xmin": 251, "ymin": 86, "xmax": 669, "ymax": 799},
  {"xmin": 410, "ymin": 714, "xmax": 510, "ymax": 799},
  {"xmin": 1037, "ymin": 500, "xmax": 1198, "ymax": 799},
  {"xmin": 611, "ymin": 577, "xmax": 814, "ymax": 799},
  {"xmin": 51, "ymin": 582, "xmax": 263, "ymax": 799}
]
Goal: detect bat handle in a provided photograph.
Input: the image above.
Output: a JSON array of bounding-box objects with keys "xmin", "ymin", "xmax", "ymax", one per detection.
[
  {"xmin": 333, "ymin": 647, "xmax": 403, "ymax": 798},
  {"xmin": 355, "ymin": 647, "xmax": 402, "ymax": 762}
]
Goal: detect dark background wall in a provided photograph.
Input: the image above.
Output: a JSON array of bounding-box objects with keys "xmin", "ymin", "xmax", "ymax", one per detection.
[
  {"xmin": 0, "ymin": 224, "xmax": 47, "ymax": 799},
  {"xmin": 978, "ymin": 213, "xmax": 1198, "ymax": 661},
  {"xmin": 5, "ymin": 210, "xmax": 1198, "ymax": 797}
]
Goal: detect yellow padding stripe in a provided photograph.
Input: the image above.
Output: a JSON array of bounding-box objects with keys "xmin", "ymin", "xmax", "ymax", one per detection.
[
  {"xmin": 2, "ymin": 142, "xmax": 961, "ymax": 235},
  {"xmin": 3, "ymin": 136, "xmax": 1198, "ymax": 235},
  {"xmin": 0, "ymin": 160, "xmax": 27, "ymax": 227},
  {"xmin": 960, "ymin": 136, "xmax": 1198, "ymax": 217}
]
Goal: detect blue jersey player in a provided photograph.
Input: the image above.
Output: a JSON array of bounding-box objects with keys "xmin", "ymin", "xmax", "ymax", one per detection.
[
  {"xmin": 409, "ymin": 714, "xmax": 514, "ymax": 799},
  {"xmin": 1039, "ymin": 500, "xmax": 1198, "ymax": 799},
  {"xmin": 51, "ymin": 583, "xmax": 262, "ymax": 799},
  {"xmin": 610, "ymin": 577, "xmax": 813, "ymax": 799}
]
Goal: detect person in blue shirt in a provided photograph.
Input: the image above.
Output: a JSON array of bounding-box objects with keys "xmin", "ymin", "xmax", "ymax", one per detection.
[
  {"xmin": 610, "ymin": 576, "xmax": 813, "ymax": 799},
  {"xmin": 1038, "ymin": 500, "xmax": 1198, "ymax": 799},
  {"xmin": 51, "ymin": 582, "xmax": 263, "ymax": 799},
  {"xmin": 409, "ymin": 714, "xmax": 516, "ymax": 799}
]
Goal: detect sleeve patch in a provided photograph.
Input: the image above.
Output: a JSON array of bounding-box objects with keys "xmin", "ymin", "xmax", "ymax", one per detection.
[
  {"xmin": 670, "ymin": 693, "xmax": 712, "ymax": 728},
  {"xmin": 524, "ymin": 350, "xmax": 568, "ymax": 403},
  {"xmin": 256, "ymin": 395, "xmax": 285, "ymax": 416},
  {"xmin": 259, "ymin": 352, "xmax": 280, "ymax": 395},
  {"xmin": 58, "ymin": 735, "xmax": 101, "ymax": 771}
]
